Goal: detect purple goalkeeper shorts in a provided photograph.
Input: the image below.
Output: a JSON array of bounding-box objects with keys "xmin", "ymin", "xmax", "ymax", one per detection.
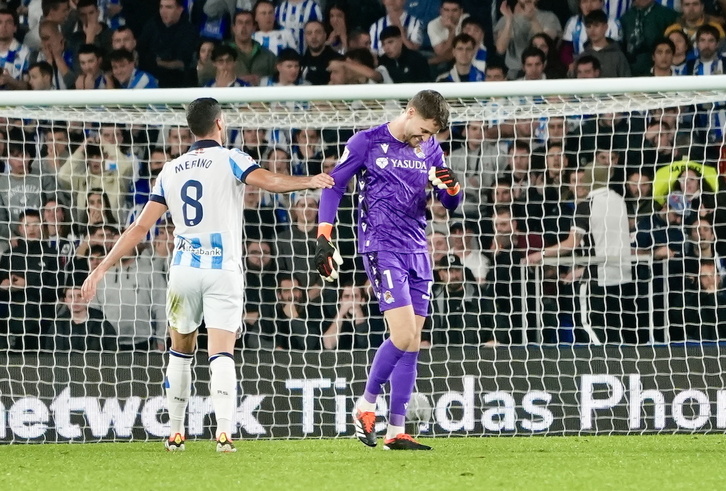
[{"xmin": 362, "ymin": 251, "xmax": 433, "ymax": 317}]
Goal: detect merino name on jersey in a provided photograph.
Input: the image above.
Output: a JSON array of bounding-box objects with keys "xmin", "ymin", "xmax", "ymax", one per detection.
[
  {"xmin": 174, "ymin": 158, "xmax": 212, "ymax": 172},
  {"xmin": 149, "ymin": 141, "xmax": 260, "ymax": 271},
  {"xmin": 322, "ymin": 123, "xmax": 445, "ymax": 253}
]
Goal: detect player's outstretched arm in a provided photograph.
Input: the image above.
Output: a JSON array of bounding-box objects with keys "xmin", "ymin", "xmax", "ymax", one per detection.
[
  {"xmin": 81, "ymin": 201, "xmax": 168, "ymax": 301},
  {"xmin": 245, "ymin": 168, "xmax": 334, "ymax": 193}
]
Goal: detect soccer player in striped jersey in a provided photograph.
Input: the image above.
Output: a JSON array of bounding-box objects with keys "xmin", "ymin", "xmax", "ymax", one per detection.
[
  {"xmin": 275, "ymin": 0, "xmax": 322, "ymax": 55},
  {"xmin": 315, "ymin": 90, "xmax": 461, "ymax": 450},
  {"xmin": 369, "ymin": 0, "xmax": 423, "ymax": 56},
  {"xmin": 109, "ymin": 48, "xmax": 158, "ymax": 88},
  {"xmin": 81, "ymin": 98, "xmax": 334, "ymax": 452},
  {"xmin": 253, "ymin": 0, "xmax": 299, "ymax": 55}
]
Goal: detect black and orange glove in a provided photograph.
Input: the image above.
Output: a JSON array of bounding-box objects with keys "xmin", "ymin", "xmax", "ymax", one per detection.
[
  {"xmin": 428, "ymin": 166, "xmax": 461, "ymax": 195},
  {"xmin": 315, "ymin": 235, "xmax": 343, "ymax": 282}
]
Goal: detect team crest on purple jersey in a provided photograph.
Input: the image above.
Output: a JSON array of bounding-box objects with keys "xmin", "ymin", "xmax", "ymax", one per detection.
[
  {"xmin": 383, "ymin": 291, "xmax": 395, "ymax": 304},
  {"xmin": 414, "ymin": 146, "xmax": 425, "ymax": 158}
]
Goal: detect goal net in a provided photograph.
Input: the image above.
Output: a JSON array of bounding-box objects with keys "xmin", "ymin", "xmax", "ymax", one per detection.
[{"xmin": 1, "ymin": 78, "xmax": 726, "ymax": 442}]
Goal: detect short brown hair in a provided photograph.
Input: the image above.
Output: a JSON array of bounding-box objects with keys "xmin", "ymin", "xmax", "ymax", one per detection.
[{"xmin": 407, "ymin": 90, "xmax": 449, "ymax": 131}]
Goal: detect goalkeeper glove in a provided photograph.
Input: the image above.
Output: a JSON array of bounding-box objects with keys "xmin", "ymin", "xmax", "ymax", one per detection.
[
  {"xmin": 315, "ymin": 235, "xmax": 343, "ymax": 282},
  {"xmin": 428, "ymin": 166, "xmax": 461, "ymax": 195}
]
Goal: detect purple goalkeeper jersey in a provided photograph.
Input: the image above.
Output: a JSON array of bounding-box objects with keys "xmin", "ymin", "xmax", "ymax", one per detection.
[{"xmin": 319, "ymin": 123, "xmax": 459, "ymax": 253}]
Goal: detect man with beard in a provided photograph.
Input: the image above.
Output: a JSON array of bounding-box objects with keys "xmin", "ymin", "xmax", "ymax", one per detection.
[{"xmin": 301, "ymin": 19, "xmax": 339, "ymax": 85}]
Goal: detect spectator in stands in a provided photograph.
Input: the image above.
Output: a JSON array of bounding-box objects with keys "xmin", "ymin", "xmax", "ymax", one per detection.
[
  {"xmin": 494, "ymin": 0, "xmax": 562, "ymax": 78},
  {"xmin": 665, "ymin": 0, "xmax": 724, "ymax": 44},
  {"xmin": 427, "ymin": 0, "xmax": 468, "ymax": 65},
  {"xmin": 165, "ymin": 126, "xmax": 192, "ymax": 158},
  {"xmin": 275, "ymin": 0, "xmax": 322, "ymax": 54},
  {"xmin": 205, "ymin": 44, "xmax": 250, "ymax": 87},
  {"xmin": 324, "ymin": 1, "xmax": 348, "ymax": 54},
  {"xmin": 504, "ymin": 139, "xmax": 534, "ymax": 205},
  {"xmin": 89, "ymin": 234, "xmax": 166, "ymax": 351},
  {"xmin": 194, "ymin": 38, "xmax": 216, "ymax": 85},
  {"xmin": 242, "ymin": 237, "xmax": 278, "ymax": 348},
  {"xmin": 481, "ymin": 206, "xmax": 525, "ymax": 344},
  {"xmin": 78, "ymin": 189, "xmax": 118, "ymax": 235},
  {"xmin": 686, "ymin": 24, "xmax": 725, "ymax": 74},
  {"xmin": 449, "ymin": 221, "xmax": 490, "ymax": 284},
  {"xmin": 109, "ymin": 48, "xmax": 158, "ymax": 88},
  {"xmin": 33, "ymin": 19, "xmax": 76, "ymax": 89},
  {"xmin": 290, "ymin": 128, "xmax": 322, "ymax": 175},
  {"xmin": 685, "ymin": 217, "xmax": 725, "ymax": 278},
  {"xmin": 138, "ymin": 0, "xmax": 198, "ymax": 88},
  {"xmin": 529, "ymin": 32, "xmax": 567, "ymax": 79},
  {"xmin": 448, "ymin": 120, "xmax": 502, "ymax": 218},
  {"xmin": 0, "ymin": 141, "xmax": 59, "ymax": 248},
  {"xmin": 518, "ymin": 46, "xmax": 546, "ymax": 80},
  {"xmin": 75, "ymin": 43, "xmax": 111, "ymax": 89},
  {"xmin": 561, "ymin": 0, "xmax": 621, "ymax": 66},
  {"xmin": 328, "ymin": 47, "xmax": 393, "ymax": 84},
  {"xmin": 427, "ymin": 253, "xmax": 487, "ymax": 346},
  {"xmin": 277, "ymin": 191, "xmax": 324, "ymax": 300},
  {"xmin": 40, "ymin": 126, "xmax": 71, "ymax": 174},
  {"xmin": 0, "ymin": 209, "xmax": 60, "ymax": 351},
  {"xmin": 0, "ymin": 8, "xmax": 30, "ymax": 90},
  {"xmin": 347, "ymin": 29, "xmax": 372, "ymax": 52},
  {"xmin": 436, "ymin": 33, "xmax": 484, "ymax": 82},
  {"xmin": 684, "ymin": 259, "xmax": 726, "ymax": 341},
  {"xmin": 577, "ymin": 10, "xmax": 631, "ymax": 78},
  {"xmin": 253, "ymin": 0, "xmax": 298, "ymax": 55},
  {"xmin": 27, "ymin": 60, "xmax": 53, "ymax": 89},
  {"xmin": 651, "ymin": 37, "xmax": 677, "ymax": 76},
  {"xmin": 369, "ymin": 0, "xmax": 422, "ymax": 56},
  {"xmin": 668, "ymin": 29, "xmax": 692, "ymax": 75},
  {"xmin": 23, "ymin": 0, "xmax": 75, "ymax": 52},
  {"xmin": 302, "ymin": 19, "xmax": 340, "ymax": 85},
  {"xmin": 57, "ymin": 138, "xmax": 133, "ymax": 223},
  {"xmin": 41, "ymin": 196, "xmax": 75, "ymax": 264},
  {"xmin": 110, "ymin": 25, "xmax": 137, "ymax": 62},
  {"xmin": 377, "ymin": 26, "xmax": 430, "ymax": 83},
  {"xmin": 260, "ymin": 47, "xmax": 305, "ymax": 86},
  {"xmin": 624, "ymin": 170, "xmax": 654, "ymax": 232},
  {"xmin": 634, "ymin": 192, "xmax": 688, "ymax": 341},
  {"xmin": 45, "ymin": 281, "xmax": 117, "ymax": 352},
  {"xmin": 262, "ymin": 273, "xmax": 321, "ymax": 350},
  {"xmin": 527, "ymin": 163, "xmax": 634, "ymax": 344},
  {"xmin": 573, "ymin": 54, "xmax": 601, "ymax": 77},
  {"xmin": 71, "ymin": 223, "xmax": 119, "ymax": 261},
  {"xmin": 461, "ymin": 17, "xmax": 487, "ymax": 73},
  {"xmin": 212, "ymin": 10, "xmax": 276, "ymax": 87},
  {"xmin": 323, "ymin": 281, "xmax": 375, "ymax": 350},
  {"xmin": 485, "ymin": 60, "xmax": 507, "ymax": 80},
  {"xmin": 620, "ymin": 0, "xmax": 679, "ymax": 76},
  {"xmin": 68, "ymin": 0, "xmax": 113, "ymax": 58}
]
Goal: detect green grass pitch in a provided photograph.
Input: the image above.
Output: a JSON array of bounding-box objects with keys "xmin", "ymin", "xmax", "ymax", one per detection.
[{"xmin": 0, "ymin": 435, "xmax": 723, "ymax": 490}]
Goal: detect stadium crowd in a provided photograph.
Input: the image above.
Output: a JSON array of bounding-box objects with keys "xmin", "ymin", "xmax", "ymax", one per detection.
[{"xmin": 2, "ymin": 0, "xmax": 726, "ymax": 352}]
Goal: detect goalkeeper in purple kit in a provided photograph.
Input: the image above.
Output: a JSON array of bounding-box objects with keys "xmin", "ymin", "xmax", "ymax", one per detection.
[{"xmin": 315, "ymin": 90, "xmax": 461, "ymax": 450}]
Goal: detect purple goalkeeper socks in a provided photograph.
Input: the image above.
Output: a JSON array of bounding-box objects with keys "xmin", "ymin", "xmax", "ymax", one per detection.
[
  {"xmin": 362, "ymin": 339, "xmax": 406, "ymax": 404},
  {"xmin": 389, "ymin": 350, "xmax": 419, "ymax": 427}
]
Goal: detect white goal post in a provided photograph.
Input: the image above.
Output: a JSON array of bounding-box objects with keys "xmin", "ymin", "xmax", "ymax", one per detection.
[{"xmin": 0, "ymin": 77, "xmax": 726, "ymax": 442}]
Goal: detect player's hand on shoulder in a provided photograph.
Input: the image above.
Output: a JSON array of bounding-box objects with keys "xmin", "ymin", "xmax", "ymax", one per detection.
[
  {"xmin": 314, "ymin": 235, "xmax": 343, "ymax": 282},
  {"xmin": 309, "ymin": 173, "xmax": 335, "ymax": 189},
  {"xmin": 428, "ymin": 166, "xmax": 460, "ymax": 195}
]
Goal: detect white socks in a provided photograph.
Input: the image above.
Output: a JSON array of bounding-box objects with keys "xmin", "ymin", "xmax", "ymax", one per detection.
[
  {"xmin": 386, "ymin": 424, "xmax": 404, "ymax": 441},
  {"xmin": 209, "ymin": 353, "xmax": 237, "ymax": 439},
  {"xmin": 165, "ymin": 351, "xmax": 193, "ymax": 437}
]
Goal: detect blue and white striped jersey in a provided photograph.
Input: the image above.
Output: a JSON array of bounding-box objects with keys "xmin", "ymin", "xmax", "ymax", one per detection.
[
  {"xmin": 690, "ymin": 56, "xmax": 726, "ymax": 76},
  {"xmin": 473, "ymin": 44, "xmax": 487, "ymax": 73},
  {"xmin": 603, "ymin": 0, "xmax": 632, "ymax": 22},
  {"xmin": 150, "ymin": 140, "xmax": 261, "ymax": 271},
  {"xmin": 253, "ymin": 29, "xmax": 299, "ymax": 54},
  {"xmin": 275, "ymin": 0, "xmax": 321, "ymax": 54},
  {"xmin": 121, "ymin": 68, "xmax": 158, "ymax": 89},
  {"xmin": 0, "ymin": 39, "xmax": 30, "ymax": 82},
  {"xmin": 369, "ymin": 12, "xmax": 423, "ymax": 55},
  {"xmin": 563, "ymin": 15, "xmax": 622, "ymax": 56}
]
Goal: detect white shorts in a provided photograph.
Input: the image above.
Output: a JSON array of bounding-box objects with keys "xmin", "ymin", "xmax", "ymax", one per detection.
[{"xmin": 166, "ymin": 266, "xmax": 244, "ymax": 334}]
